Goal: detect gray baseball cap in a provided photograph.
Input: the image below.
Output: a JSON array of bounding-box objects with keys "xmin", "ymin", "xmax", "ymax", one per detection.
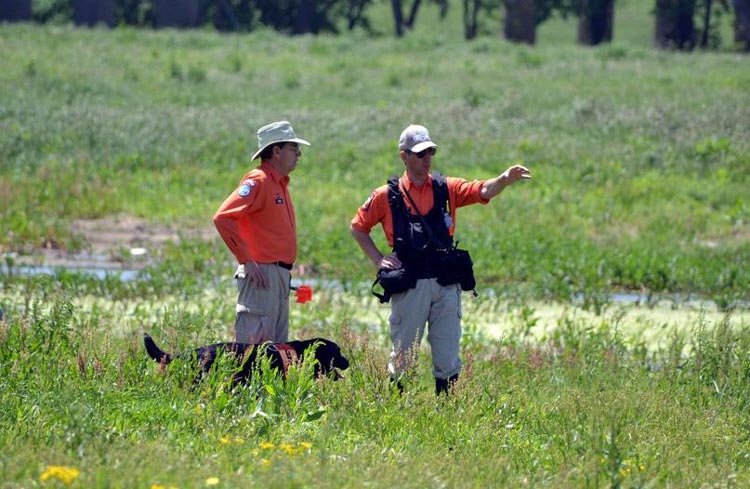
[
  {"xmin": 251, "ymin": 121, "xmax": 310, "ymax": 161},
  {"xmin": 398, "ymin": 124, "xmax": 438, "ymax": 153}
]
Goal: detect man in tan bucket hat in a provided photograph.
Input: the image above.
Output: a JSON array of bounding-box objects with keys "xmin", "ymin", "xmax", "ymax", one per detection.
[{"xmin": 214, "ymin": 121, "xmax": 310, "ymax": 343}]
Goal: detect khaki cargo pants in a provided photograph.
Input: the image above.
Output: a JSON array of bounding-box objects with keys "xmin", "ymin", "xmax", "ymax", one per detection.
[
  {"xmin": 388, "ymin": 278, "xmax": 463, "ymax": 381},
  {"xmin": 233, "ymin": 263, "xmax": 290, "ymax": 344}
]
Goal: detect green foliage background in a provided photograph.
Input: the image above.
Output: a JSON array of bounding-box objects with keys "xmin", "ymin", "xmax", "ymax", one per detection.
[
  {"xmin": 1, "ymin": 17, "xmax": 748, "ymax": 307},
  {"xmin": 1, "ymin": 7, "xmax": 750, "ymax": 486}
]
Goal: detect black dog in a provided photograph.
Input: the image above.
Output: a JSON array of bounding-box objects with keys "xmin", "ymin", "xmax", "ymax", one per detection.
[{"xmin": 143, "ymin": 333, "xmax": 349, "ymax": 385}]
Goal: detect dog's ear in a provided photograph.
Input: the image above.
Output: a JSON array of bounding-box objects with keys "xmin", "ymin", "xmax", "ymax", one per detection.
[
  {"xmin": 305, "ymin": 341, "xmax": 330, "ymax": 375},
  {"xmin": 326, "ymin": 341, "xmax": 349, "ymax": 370},
  {"xmin": 315, "ymin": 340, "xmax": 349, "ymax": 373}
]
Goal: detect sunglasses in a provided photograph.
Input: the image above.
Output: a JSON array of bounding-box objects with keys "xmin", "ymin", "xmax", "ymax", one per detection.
[
  {"xmin": 407, "ymin": 147, "xmax": 437, "ymax": 158},
  {"xmin": 282, "ymin": 143, "xmax": 301, "ymax": 154}
]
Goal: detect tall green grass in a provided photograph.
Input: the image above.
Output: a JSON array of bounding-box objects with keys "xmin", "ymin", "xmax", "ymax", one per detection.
[
  {"xmin": 1, "ymin": 283, "xmax": 750, "ymax": 487},
  {"xmin": 2, "ymin": 24, "xmax": 749, "ymax": 306},
  {"xmin": 2, "ymin": 14, "xmax": 750, "ymax": 487}
]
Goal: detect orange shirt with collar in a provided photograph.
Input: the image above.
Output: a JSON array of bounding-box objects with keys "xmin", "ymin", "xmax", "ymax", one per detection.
[
  {"xmin": 214, "ymin": 161, "xmax": 297, "ymax": 264},
  {"xmin": 351, "ymin": 172, "xmax": 489, "ymax": 247}
]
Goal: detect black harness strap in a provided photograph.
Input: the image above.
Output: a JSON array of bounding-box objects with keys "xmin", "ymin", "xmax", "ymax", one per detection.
[
  {"xmin": 373, "ymin": 172, "xmax": 457, "ymax": 303},
  {"xmin": 387, "ymin": 171, "xmax": 452, "ymax": 257}
]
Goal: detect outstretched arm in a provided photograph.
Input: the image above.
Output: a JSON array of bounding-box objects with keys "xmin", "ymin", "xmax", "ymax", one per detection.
[{"xmin": 479, "ymin": 164, "xmax": 532, "ymax": 200}]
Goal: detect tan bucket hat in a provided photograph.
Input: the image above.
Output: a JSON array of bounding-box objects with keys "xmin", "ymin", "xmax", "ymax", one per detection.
[{"xmin": 251, "ymin": 121, "xmax": 311, "ymax": 161}]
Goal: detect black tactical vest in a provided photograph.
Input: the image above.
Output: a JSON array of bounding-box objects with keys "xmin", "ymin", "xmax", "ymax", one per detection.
[{"xmin": 387, "ymin": 172, "xmax": 453, "ymax": 279}]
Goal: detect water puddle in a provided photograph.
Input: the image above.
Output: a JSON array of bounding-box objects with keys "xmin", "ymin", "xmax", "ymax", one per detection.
[
  {"xmin": 1, "ymin": 249, "xmax": 148, "ymax": 282},
  {"xmin": 5, "ymin": 264, "xmax": 144, "ymax": 282},
  {"xmin": 3, "ymin": 253, "xmax": 745, "ymax": 310}
]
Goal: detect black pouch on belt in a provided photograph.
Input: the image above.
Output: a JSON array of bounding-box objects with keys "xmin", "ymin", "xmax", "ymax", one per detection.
[
  {"xmin": 437, "ymin": 247, "xmax": 476, "ymax": 292},
  {"xmin": 371, "ymin": 266, "xmax": 417, "ymax": 303}
]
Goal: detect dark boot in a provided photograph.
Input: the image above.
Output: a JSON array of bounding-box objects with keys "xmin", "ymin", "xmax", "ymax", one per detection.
[
  {"xmin": 390, "ymin": 377, "xmax": 404, "ymax": 395},
  {"xmin": 435, "ymin": 374, "xmax": 459, "ymax": 396}
]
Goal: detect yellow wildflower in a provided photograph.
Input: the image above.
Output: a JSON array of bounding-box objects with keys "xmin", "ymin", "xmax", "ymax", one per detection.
[
  {"xmin": 259, "ymin": 441, "xmax": 275, "ymax": 449},
  {"xmin": 220, "ymin": 436, "xmax": 244, "ymax": 445},
  {"xmin": 40, "ymin": 466, "xmax": 80, "ymax": 485},
  {"xmin": 206, "ymin": 477, "xmax": 220, "ymax": 486},
  {"xmin": 298, "ymin": 442, "xmax": 313, "ymax": 450},
  {"xmin": 279, "ymin": 443, "xmax": 295, "ymax": 455}
]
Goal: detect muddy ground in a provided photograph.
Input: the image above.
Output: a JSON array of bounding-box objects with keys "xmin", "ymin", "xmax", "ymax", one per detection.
[{"xmin": 10, "ymin": 216, "xmax": 215, "ymax": 271}]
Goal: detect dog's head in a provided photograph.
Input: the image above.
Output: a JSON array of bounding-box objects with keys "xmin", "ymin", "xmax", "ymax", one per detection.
[{"xmin": 305, "ymin": 338, "xmax": 349, "ymax": 380}]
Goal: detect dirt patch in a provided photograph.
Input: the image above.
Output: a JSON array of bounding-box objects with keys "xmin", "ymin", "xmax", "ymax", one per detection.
[
  {"xmin": 71, "ymin": 215, "xmax": 214, "ymax": 254},
  {"xmin": 11, "ymin": 215, "xmax": 215, "ymax": 270}
]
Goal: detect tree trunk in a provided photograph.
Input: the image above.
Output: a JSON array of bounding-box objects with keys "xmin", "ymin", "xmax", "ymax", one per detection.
[
  {"xmin": 0, "ymin": 0, "xmax": 31, "ymax": 21},
  {"xmin": 73, "ymin": 0, "xmax": 115, "ymax": 27},
  {"xmin": 578, "ymin": 0, "xmax": 615, "ymax": 45},
  {"xmin": 294, "ymin": 0, "xmax": 316, "ymax": 33},
  {"xmin": 735, "ymin": 0, "xmax": 750, "ymax": 51},
  {"xmin": 212, "ymin": 0, "xmax": 240, "ymax": 31},
  {"xmin": 346, "ymin": 0, "xmax": 368, "ymax": 30},
  {"xmin": 155, "ymin": 0, "xmax": 200, "ymax": 28},
  {"xmin": 437, "ymin": 0, "xmax": 448, "ymax": 19},
  {"xmin": 699, "ymin": 0, "xmax": 712, "ymax": 47},
  {"xmin": 390, "ymin": 0, "xmax": 422, "ymax": 36},
  {"xmin": 405, "ymin": 0, "xmax": 421, "ymax": 28},
  {"xmin": 504, "ymin": 0, "xmax": 536, "ymax": 44},
  {"xmin": 463, "ymin": 0, "xmax": 480, "ymax": 39},
  {"xmin": 654, "ymin": 0, "xmax": 696, "ymax": 49},
  {"xmin": 391, "ymin": 0, "xmax": 405, "ymax": 36}
]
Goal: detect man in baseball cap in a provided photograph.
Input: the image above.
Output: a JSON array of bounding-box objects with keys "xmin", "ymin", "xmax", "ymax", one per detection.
[
  {"xmin": 351, "ymin": 122, "xmax": 531, "ymax": 396},
  {"xmin": 398, "ymin": 124, "xmax": 438, "ymax": 154},
  {"xmin": 214, "ymin": 121, "xmax": 311, "ymax": 344}
]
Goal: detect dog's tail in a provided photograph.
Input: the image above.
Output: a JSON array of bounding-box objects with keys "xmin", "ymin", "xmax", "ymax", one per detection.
[{"xmin": 143, "ymin": 333, "xmax": 173, "ymax": 364}]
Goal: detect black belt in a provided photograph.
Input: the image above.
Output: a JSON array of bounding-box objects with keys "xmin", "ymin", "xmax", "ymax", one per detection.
[{"xmin": 271, "ymin": 261, "xmax": 293, "ymax": 270}]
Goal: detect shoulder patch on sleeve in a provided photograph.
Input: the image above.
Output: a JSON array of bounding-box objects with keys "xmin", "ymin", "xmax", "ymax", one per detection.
[
  {"xmin": 237, "ymin": 179, "xmax": 256, "ymax": 198},
  {"xmin": 361, "ymin": 191, "xmax": 377, "ymax": 211}
]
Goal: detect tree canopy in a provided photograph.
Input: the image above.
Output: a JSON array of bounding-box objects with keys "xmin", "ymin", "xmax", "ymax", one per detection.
[{"xmin": 0, "ymin": 0, "xmax": 746, "ymax": 51}]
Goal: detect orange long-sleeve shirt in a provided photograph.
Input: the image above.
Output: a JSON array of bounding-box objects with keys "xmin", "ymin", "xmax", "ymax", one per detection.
[
  {"xmin": 213, "ymin": 162, "xmax": 296, "ymax": 264},
  {"xmin": 351, "ymin": 172, "xmax": 489, "ymax": 247}
]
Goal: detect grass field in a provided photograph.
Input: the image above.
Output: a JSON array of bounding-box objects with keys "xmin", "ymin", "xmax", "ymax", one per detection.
[
  {"xmin": 2, "ymin": 283, "xmax": 750, "ymax": 487},
  {"xmin": 1, "ymin": 20, "xmax": 748, "ymax": 306},
  {"xmin": 1, "ymin": 7, "xmax": 750, "ymax": 487}
]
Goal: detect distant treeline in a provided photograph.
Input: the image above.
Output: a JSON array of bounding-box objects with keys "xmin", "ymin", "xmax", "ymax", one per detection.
[{"xmin": 0, "ymin": 0, "xmax": 748, "ymax": 50}]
